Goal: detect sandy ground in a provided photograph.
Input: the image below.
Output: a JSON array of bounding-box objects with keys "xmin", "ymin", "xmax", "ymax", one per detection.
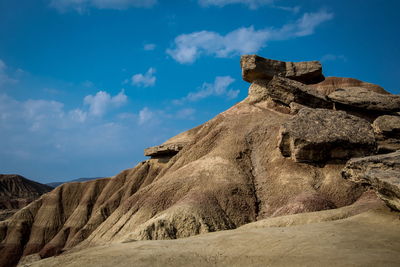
[{"xmin": 22, "ymin": 206, "xmax": 400, "ymax": 267}]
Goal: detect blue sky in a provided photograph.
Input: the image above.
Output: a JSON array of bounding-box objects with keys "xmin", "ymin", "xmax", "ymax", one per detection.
[{"xmin": 0, "ymin": 0, "xmax": 399, "ymax": 183}]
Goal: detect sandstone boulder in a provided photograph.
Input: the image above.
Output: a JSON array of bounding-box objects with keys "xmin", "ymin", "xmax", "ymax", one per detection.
[
  {"xmin": 241, "ymin": 55, "xmax": 324, "ymax": 84},
  {"xmin": 310, "ymin": 77, "xmax": 389, "ymax": 95},
  {"xmin": 278, "ymin": 108, "xmax": 376, "ymax": 162},
  {"xmin": 372, "ymin": 115, "xmax": 400, "ymax": 153},
  {"xmin": 247, "ymin": 76, "xmax": 332, "ymax": 109},
  {"xmin": 328, "ymin": 87, "xmax": 400, "ymax": 112},
  {"xmin": 144, "ymin": 143, "xmax": 186, "ymax": 157},
  {"xmin": 342, "ymin": 150, "xmax": 400, "ymax": 211},
  {"xmin": 373, "ymin": 115, "xmax": 400, "ymax": 135}
]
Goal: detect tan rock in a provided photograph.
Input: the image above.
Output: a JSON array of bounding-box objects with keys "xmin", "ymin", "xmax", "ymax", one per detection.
[
  {"xmin": 372, "ymin": 115, "xmax": 400, "ymax": 152},
  {"xmin": 0, "ymin": 100, "xmax": 364, "ymax": 267},
  {"xmin": 278, "ymin": 108, "xmax": 376, "ymax": 162},
  {"xmin": 328, "ymin": 87, "xmax": 400, "ymax": 112},
  {"xmin": 310, "ymin": 77, "xmax": 390, "ymax": 95},
  {"xmin": 373, "ymin": 115, "xmax": 400, "ymax": 135},
  {"xmin": 144, "ymin": 143, "xmax": 186, "ymax": 157},
  {"xmin": 247, "ymin": 76, "xmax": 332, "ymax": 109},
  {"xmin": 342, "ymin": 150, "xmax": 400, "ymax": 211},
  {"xmin": 241, "ymin": 55, "xmax": 324, "ymax": 84}
]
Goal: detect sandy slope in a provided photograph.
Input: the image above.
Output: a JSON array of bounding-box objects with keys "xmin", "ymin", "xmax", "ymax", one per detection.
[{"xmin": 23, "ymin": 196, "xmax": 400, "ymax": 267}]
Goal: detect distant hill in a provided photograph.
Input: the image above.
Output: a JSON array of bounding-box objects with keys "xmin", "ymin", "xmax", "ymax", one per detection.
[
  {"xmin": 0, "ymin": 174, "xmax": 53, "ymax": 220},
  {"xmin": 46, "ymin": 177, "xmax": 105, "ymax": 188}
]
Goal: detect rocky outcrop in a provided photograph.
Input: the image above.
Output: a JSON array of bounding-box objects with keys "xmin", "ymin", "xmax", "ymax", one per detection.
[
  {"xmin": 278, "ymin": 108, "xmax": 376, "ymax": 162},
  {"xmin": 328, "ymin": 87, "xmax": 400, "ymax": 112},
  {"xmin": 247, "ymin": 76, "xmax": 332, "ymax": 109},
  {"xmin": 0, "ymin": 98, "xmax": 364, "ymax": 267},
  {"xmin": 241, "ymin": 55, "xmax": 324, "ymax": 84},
  {"xmin": 309, "ymin": 77, "xmax": 389, "ymax": 95},
  {"xmin": 373, "ymin": 115, "xmax": 400, "ymax": 152},
  {"xmin": 2, "ymin": 54, "xmax": 397, "ymax": 267},
  {"xmin": 144, "ymin": 143, "xmax": 186, "ymax": 157},
  {"xmin": 342, "ymin": 151, "xmax": 400, "ymax": 211},
  {"xmin": 373, "ymin": 115, "xmax": 400, "ymax": 135},
  {"xmin": 0, "ymin": 175, "xmax": 52, "ymax": 221}
]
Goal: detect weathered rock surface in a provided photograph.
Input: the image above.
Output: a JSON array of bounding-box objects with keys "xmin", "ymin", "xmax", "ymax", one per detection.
[
  {"xmin": 144, "ymin": 143, "xmax": 186, "ymax": 157},
  {"xmin": 310, "ymin": 77, "xmax": 390, "ymax": 95},
  {"xmin": 278, "ymin": 108, "xmax": 376, "ymax": 162},
  {"xmin": 372, "ymin": 115, "xmax": 400, "ymax": 152},
  {"xmin": 373, "ymin": 115, "xmax": 400, "ymax": 135},
  {"xmin": 328, "ymin": 87, "xmax": 400, "ymax": 112},
  {"xmin": 289, "ymin": 102, "xmax": 307, "ymax": 114},
  {"xmin": 2, "ymin": 55, "xmax": 397, "ymax": 267},
  {"xmin": 247, "ymin": 76, "xmax": 332, "ymax": 109},
  {"xmin": 0, "ymin": 99, "xmax": 365, "ymax": 267},
  {"xmin": 342, "ymin": 151, "xmax": 400, "ymax": 211},
  {"xmin": 0, "ymin": 175, "xmax": 52, "ymax": 221},
  {"xmin": 241, "ymin": 55, "xmax": 324, "ymax": 84}
]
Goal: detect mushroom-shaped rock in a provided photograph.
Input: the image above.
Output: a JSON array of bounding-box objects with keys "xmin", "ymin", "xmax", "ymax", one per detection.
[
  {"xmin": 247, "ymin": 76, "xmax": 332, "ymax": 109},
  {"xmin": 328, "ymin": 87, "xmax": 400, "ymax": 112},
  {"xmin": 144, "ymin": 143, "xmax": 186, "ymax": 157},
  {"xmin": 372, "ymin": 115, "xmax": 400, "ymax": 152},
  {"xmin": 241, "ymin": 55, "xmax": 325, "ymax": 84},
  {"xmin": 278, "ymin": 108, "xmax": 376, "ymax": 162},
  {"xmin": 342, "ymin": 150, "xmax": 400, "ymax": 211}
]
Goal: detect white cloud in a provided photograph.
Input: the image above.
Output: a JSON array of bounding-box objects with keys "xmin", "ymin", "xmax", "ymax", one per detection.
[
  {"xmin": 167, "ymin": 10, "xmax": 334, "ymax": 64},
  {"xmin": 143, "ymin": 43, "xmax": 156, "ymax": 51},
  {"xmin": 0, "ymin": 59, "xmax": 18, "ymax": 87},
  {"xmin": 84, "ymin": 89, "xmax": 127, "ymax": 116},
  {"xmin": 138, "ymin": 107, "xmax": 153, "ymax": 125},
  {"xmin": 131, "ymin": 68, "xmax": 156, "ymax": 87},
  {"xmin": 198, "ymin": 0, "xmax": 300, "ymax": 12},
  {"xmin": 50, "ymin": 0, "xmax": 157, "ymax": 13},
  {"xmin": 167, "ymin": 27, "xmax": 270, "ymax": 64},
  {"xmin": 174, "ymin": 76, "xmax": 239, "ymax": 104},
  {"xmin": 198, "ymin": 0, "xmax": 273, "ymax": 9},
  {"xmin": 69, "ymin": 108, "xmax": 88, "ymax": 123}
]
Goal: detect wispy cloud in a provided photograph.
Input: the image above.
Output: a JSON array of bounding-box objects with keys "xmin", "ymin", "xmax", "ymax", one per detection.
[
  {"xmin": 131, "ymin": 68, "xmax": 156, "ymax": 87},
  {"xmin": 198, "ymin": 0, "xmax": 273, "ymax": 9},
  {"xmin": 143, "ymin": 43, "xmax": 156, "ymax": 51},
  {"xmin": 321, "ymin": 54, "xmax": 347, "ymax": 62},
  {"xmin": 138, "ymin": 107, "xmax": 153, "ymax": 125},
  {"xmin": 174, "ymin": 76, "xmax": 239, "ymax": 104},
  {"xmin": 167, "ymin": 10, "xmax": 334, "ymax": 64},
  {"xmin": 50, "ymin": 0, "xmax": 157, "ymax": 13},
  {"xmin": 0, "ymin": 59, "xmax": 18, "ymax": 87},
  {"xmin": 84, "ymin": 90, "xmax": 127, "ymax": 116},
  {"xmin": 198, "ymin": 0, "xmax": 300, "ymax": 12}
]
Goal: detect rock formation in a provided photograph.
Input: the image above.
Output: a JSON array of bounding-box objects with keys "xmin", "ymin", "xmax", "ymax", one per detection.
[
  {"xmin": 144, "ymin": 143, "xmax": 186, "ymax": 158},
  {"xmin": 372, "ymin": 115, "xmax": 400, "ymax": 152},
  {"xmin": 278, "ymin": 108, "xmax": 376, "ymax": 162},
  {"xmin": 0, "ymin": 175, "xmax": 52, "ymax": 221},
  {"xmin": 1, "ymin": 54, "xmax": 400, "ymax": 267},
  {"xmin": 241, "ymin": 55, "xmax": 324, "ymax": 84},
  {"xmin": 328, "ymin": 87, "xmax": 400, "ymax": 112},
  {"xmin": 309, "ymin": 76, "xmax": 389, "ymax": 95},
  {"xmin": 247, "ymin": 76, "xmax": 332, "ymax": 108},
  {"xmin": 342, "ymin": 151, "xmax": 400, "ymax": 211}
]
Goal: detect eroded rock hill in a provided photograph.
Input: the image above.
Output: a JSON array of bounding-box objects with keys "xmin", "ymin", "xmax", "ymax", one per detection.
[
  {"xmin": 0, "ymin": 175, "xmax": 52, "ymax": 221},
  {"xmin": 1, "ymin": 55, "xmax": 400, "ymax": 267}
]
